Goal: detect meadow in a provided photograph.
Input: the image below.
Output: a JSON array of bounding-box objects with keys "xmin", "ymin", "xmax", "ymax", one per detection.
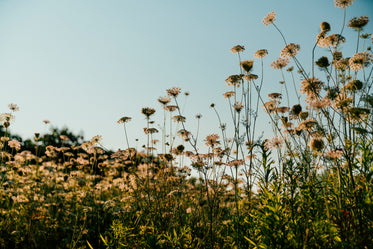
[{"xmin": 1, "ymin": 0, "xmax": 372, "ymax": 248}]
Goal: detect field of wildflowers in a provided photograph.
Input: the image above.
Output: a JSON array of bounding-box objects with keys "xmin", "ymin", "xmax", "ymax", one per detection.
[{"xmin": 1, "ymin": 0, "xmax": 372, "ymax": 248}]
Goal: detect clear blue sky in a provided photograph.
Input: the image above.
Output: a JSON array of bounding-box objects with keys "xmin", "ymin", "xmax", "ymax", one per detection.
[{"xmin": 0, "ymin": 0, "xmax": 372, "ymax": 150}]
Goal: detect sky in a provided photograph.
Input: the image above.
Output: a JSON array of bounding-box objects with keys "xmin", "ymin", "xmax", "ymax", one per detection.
[{"xmin": 0, "ymin": 0, "xmax": 372, "ymax": 151}]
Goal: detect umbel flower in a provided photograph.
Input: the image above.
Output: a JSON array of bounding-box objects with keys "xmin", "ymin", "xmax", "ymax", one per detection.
[
  {"xmin": 205, "ymin": 134, "xmax": 220, "ymax": 147},
  {"xmin": 300, "ymin": 77, "xmax": 325, "ymax": 100},
  {"xmin": 320, "ymin": 22, "xmax": 331, "ymax": 32},
  {"xmin": 348, "ymin": 16, "xmax": 369, "ymax": 30},
  {"xmin": 254, "ymin": 49, "xmax": 268, "ymax": 58},
  {"xmin": 271, "ymin": 57, "xmax": 289, "ymax": 70},
  {"xmin": 141, "ymin": 107, "xmax": 156, "ymax": 118},
  {"xmin": 158, "ymin": 96, "xmax": 171, "ymax": 105},
  {"xmin": 225, "ymin": 74, "xmax": 243, "ymax": 86},
  {"xmin": 264, "ymin": 136, "xmax": 283, "ymax": 150},
  {"xmin": 280, "ymin": 43, "xmax": 300, "ymax": 59},
  {"xmin": 0, "ymin": 113, "xmax": 14, "ymax": 122},
  {"xmin": 324, "ymin": 149, "xmax": 343, "ymax": 160},
  {"xmin": 290, "ymin": 104, "xmax": 302, "ymax": 116},
  {"xmin": 268, "ymin": 92, "xmax": 282, "ymax": 99},
  {"xmin": 8, "ymin": 103, "xmax": 19, "ymax": 112},
  {"xmin": 315, "ymin": 56, "xmax": 330, "ymax": 68},
  {"xmin": 227, "ymin": 159, "xmax": 245, "ymax": 167},
  {"xmin": 91, "ymin": 135, "xmax": 103, "ymax": 144},
  {"xmin": 172, "ymin": 115, "xmax": 186, "ymax": 123},
  {"xmin": 164, "ymin": 105, "xmax": 178, "ymax": 112},
  {"xmin": 263, "ymin": 100, "xmax": 280, "ymax": 114},
  {"xmin": 334, "ymin": 0, "xmax": 355, "ymax": 9},
  {"xmin": 243, "ymin": 74, "xmax": 258, "ymax": 82},
  {"xmin": 8, "ymin": 139, "xmax": 21, "ymax": 151},
  {"xmin": 167, "ymin": 87, "xmax": 181, "ymax": 97},
  {"xmin": 349, "ymin": 52, "xmax": 372, "ymax": 71},
  {"xmin": 309, "ymin": 137, "xmax": 324, "ymax": 152},
  {"xmin": 344, "ymin": 79, "xmax": 363, "ymax": 92},
  {"xmin": 223, "ymin": 91, "xmax": 235, "ymax": 99},
  {"xmin": 262, "ymin": 11, "xmax": 276, "ymax": 26},
  {"xmin": 230, "ymin": 45, "xmax": 245, "ymax": 54},
  {"xmin": 143, "ymin": 127, "xmax": 159, "ymax": 134},
  {"xmin": 117, "ymin": 116, "xmax": 132, "ymax": 124},
  {"xmin": 318, "ymin": 34, "xmax": 345, "ymax": 48},
  {"xmin": 333, "ymin": 58, "xmax": 349, "ymax": 71},
  {"xmin": 240, "ymin": 60, "xmax": 254, "ymax": 73},
  {"xmin": 233, "ymin": 102, "xmax": 244, "ymax": 112}
]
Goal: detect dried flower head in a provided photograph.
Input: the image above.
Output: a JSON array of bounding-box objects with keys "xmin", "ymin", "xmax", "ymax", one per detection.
[
  {"xmin": 143, "ymin": 127, "xmax": 159, "ymax": 134},
  {"xmin": 265, "ymin": 136, "xmax": 283, "ymax": 150},
  {"xmin": 60, "ymin": 135, "xmax": 70, "ymax": 141},
  {"xmin": 227, "ymin": 159, "xmax": 245, "ymax": 167},
  {"xmin": 334, "ymin": 0, "xmax": 355, "ymax": 9},
  {"xmin": 243, "ymin": 74, "xmax": 258, "ymax": 81},
  {"xmin": 263, "ymin": 100, "xmax": 280, "ymax": 113},
  {"xmin": 225, "ymin": 74, "xmax": 243, "ymax": 86},
  {"xmin": 315, "ymin": 56, "xmax": 330, "ymax": 68},
  {"xmin": 325, "ymin": 87, "xmax": 340, "ymax": 101},
  {"xmin": 167, "ymin": 87, "xmax": 181, "ymax": 97},
  {"xmin": 309, "ymin": 137, "xmax": 324, "ymax": 152},
  {"xmin": 254, "ymin": 49, "xmax": 268, "ymax": 58},
  {"xmin": 268, "ymin": 92, "xmax": 282, "ymax": 99},
  {"xmin": 320, "ymin": 22, "xmax": 331, "ymax": 32},
  {"xmin": 344, "ymin": 79, "xmax": 363, "ymax": 92},
  {"xmin": 204, "ymin": 134, "xmax": 220, "ymax": 147},
  {"xmin": 262, "ymin": 11, "xmax": 276, "ymax": 26},
  {"xmin": 335, "ymin": 95, "xmax": 353, "ymax": 109},
  {"xmin": 158, "ymin": 96, "xmax": 171, "ymax": 105},
  {"xmin": 223, "ymin": 91, "xmax": 235, "ymax": 99},
  {"xmin": 348, "ymin": 16, "xmax": 369, "ymax": 30},
  {"xmin": 233, "ymin": 102, "xmax": 244, "ymax": 112},
  {"xmin": 117, "ymin": 116, "xmax": 132, "ymax": 124},
  {"xmin": 141, "ymin": 107, "xmax": 156, "ymax": 117},
  {"xmin": 164, "ymin": 105, "xmax": 178, "ymax": 112},
  {"xmin": 316, "ymin": 31, "xmax": 327, "ymax": 48},
  {"xmin": 8, "ymin": 103, "xmax": 19, "ymax": 112},
  {"xmin": 0, "ymin": 113, "xmax": 14, "ymax": 123},
  {"xmin": 178, "ymin": 129, "xmax": 191, "ymax": 141},
  {"xmin": 307, "ymin": 98, "xmax": 331, "ymax": 110},
  {"xmin": 300, "ymin": 77, "xmax": 325, "ymax": 100},
  {"xmin": 172, "ymin": 115, "xmax": 186, "ymax": 123},
  {"xmin": 240, "ymin": 60, "xmax": 254, "ymax": 73},
  {"xmin": 8, "ymin": 139, "xmax": 21, "ymax": 150},
  {"xmin": 333, "ymin": 58, "xmax": 349, "ymax": 71},
  {"xmin": 346, "ymin": 107, "xmax": 370, "ymax": 122},
  {"xmin": 322, "ymin": 34, "xmax": 345, "ymax": 48},
  {"xmin": 230, "ymin": 45, "xmax": 245, "ymax": 54},
  {"xmin": 324, "ymin": 149, "xmax": 343, "ymax": 160},
  {"xmin": 91, "ymin": 135, "xmax": 102, "ymax": 144},
  {"xmin": 360, "ymin": 33, "xmax": 371, "ymax": 39},
  {"xmin": 270, "ymin": 57, "xmax": 289, "ymax": 70},
  {"xmin": 291, "ymin": 104, "xmax": 302, "ymax": 116},
  {"xmin": 349, "ymin": 52, "xmax": 372, "ymax": 71},
  {"xmin": 275, "ymin": 106, "xmax": 290, "ymax": 114},
  {"xmin": 286, "ymin": 66, "xmax": 294, "ymax": 72},
  {"xmin": 299, "ymin": 111, "xmax": 309, "ymax": 120},
  {"xmin": 280, "ymin": 43, "xmax": 300, "ymax": 59}
]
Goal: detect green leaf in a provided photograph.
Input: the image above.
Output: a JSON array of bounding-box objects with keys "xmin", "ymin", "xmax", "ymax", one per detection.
[
  {"xmin": 244, "ymin": 236, "xmax": 257, "ymax": 247},
  {"xmin": 100, "ymin": 234, "xmax": 108, "ymax": 246},
  {"xmin": 87, "ymin": 240, "xmax": 94, "ymax": 249}
]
